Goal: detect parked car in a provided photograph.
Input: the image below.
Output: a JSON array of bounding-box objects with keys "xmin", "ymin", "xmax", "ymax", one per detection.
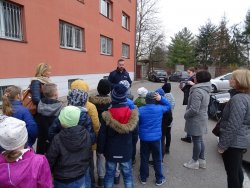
[
  {"xmin": 168, "ymin": 71, "xmax": 189, "ymax": 82},
  {"xmin": 148, "ymin": 69, "xmax": 168, "ymax": 82},
  {"xmin": 211, "ymin": 73, "xmax": 232, "ymax": 93}
]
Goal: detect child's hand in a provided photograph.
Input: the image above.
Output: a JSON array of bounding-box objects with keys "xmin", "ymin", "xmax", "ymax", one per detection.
[{"xmin": 154, "ymin": 93, "xmax": 161, "ymax": 101}]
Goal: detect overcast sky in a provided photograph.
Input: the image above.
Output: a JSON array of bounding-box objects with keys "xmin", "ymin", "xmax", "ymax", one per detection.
[{"xmin": 158, "ymin": 0, "xmax": 250, "ymax": 42}]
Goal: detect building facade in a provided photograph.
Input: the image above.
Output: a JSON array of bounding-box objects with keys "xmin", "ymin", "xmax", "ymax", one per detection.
[{"xmin": 0, "ymin": 0, "xmax": 136, "ymax": 98}]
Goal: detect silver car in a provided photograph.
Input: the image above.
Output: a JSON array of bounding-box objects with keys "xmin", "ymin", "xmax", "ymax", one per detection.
[{"xmin": 211, "ymin": 73, "xmax": 232, "ymax": 93}]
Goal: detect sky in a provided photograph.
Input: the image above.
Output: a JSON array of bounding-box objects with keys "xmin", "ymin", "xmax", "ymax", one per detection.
[{"xmin": 158, "ymin": 0, "xmax": 250, "ymax": 43}]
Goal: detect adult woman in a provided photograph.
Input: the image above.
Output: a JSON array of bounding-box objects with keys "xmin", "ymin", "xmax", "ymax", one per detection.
[
  {"xmin": 30, "ymin": 63, "xmax": 52, "ymax": 107},
  {"xmin": 183, "ymin": 70, "xmax": 211, "ymax": 169},
  {"xmin": 218, "ymin": 69, "xmax": 250, "ymax": 188}
]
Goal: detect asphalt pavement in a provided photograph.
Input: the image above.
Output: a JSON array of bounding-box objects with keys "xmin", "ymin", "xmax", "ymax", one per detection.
[{"xmin": 112, "ymin": 80, "xmax": 250, "ymax": 188}]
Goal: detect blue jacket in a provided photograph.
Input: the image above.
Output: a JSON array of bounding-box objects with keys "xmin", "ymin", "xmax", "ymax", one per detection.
[
  {"xmin": 138, "ymin": 97, "xmax": 171, "ymax": 141},
  {"xmin": 48, "ymin": 107, "xmax": 96, "ymax": 144},
  {"xmin": 108, "ymin": 69, "xmax": 132, "ymax": 88},
  {"xmin": 11, "ymin": 100, "xmax": 38, "ymax": 146},
  {"xmin": 30, "ymin": 80, "xmax": 44, "ymax": 104}
]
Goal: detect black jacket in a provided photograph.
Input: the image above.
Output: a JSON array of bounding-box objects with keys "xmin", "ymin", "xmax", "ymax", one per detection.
[
  {"xmin": 108, "ymin": 68, "xmax": 132, "ymax": 88},
  {"xmin": 30, "ymin": 80, "xmax": 44, "ymax": 105},
  {"xmin": 89, "ymin": 95, "xmax": 111, "ymax": 121},
  {"xmin": 46, "ymin": 125, "xmax": 91, "ymax": 182}
]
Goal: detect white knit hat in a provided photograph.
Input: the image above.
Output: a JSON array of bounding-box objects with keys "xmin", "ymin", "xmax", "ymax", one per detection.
[
  {"xmin": 0, "ymin": 116, "xmax": 28, "ymax": 151},
  {"xmin": 137, "ymin": 87, "xmax": 148, "ymax": 97}
]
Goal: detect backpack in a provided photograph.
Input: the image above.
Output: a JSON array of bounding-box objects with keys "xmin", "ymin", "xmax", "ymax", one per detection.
[{"xmin": 22, "ymin": 87, "xmax": 37, "ymax": 115}]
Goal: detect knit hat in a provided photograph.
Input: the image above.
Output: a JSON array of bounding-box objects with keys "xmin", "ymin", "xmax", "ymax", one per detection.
[
  {"xmin": 137, "ymin": 87, "xmax": 148, "ymax": 97},
  {"xmin": 0, "ymin": 116, "xmax": 28, "ymax": 151},
  {"xmin": 111, "ymin": 84, "xmax": 127, "ymax": 103},
  {"xmin": 59, "ymin": 106, "xmax": 81, "ymax": 128},
  {"xmin": 162, "ymin": 83, "xmax": 171, "ymax": 93},
  {"xmin": 119, "ymin": 80, "xmax": 130, "ymax": 89},
  {"xmin": 71, "ymin": 79, "xmax": 89, "ymax": 92},
  {"xmin": 155, "ymin": 88, "xmax": 165, "ymax": 97},
  {"xmin": 68, "ymin": 89, "xmax": 88, "ymax": 107},
  {"xmin": 145, "ymin": 91, "xmax": 157, "ymax": 104},
  {"xmin": 97, "ymin": 79, "xmax": 111, "ymax": 95}
]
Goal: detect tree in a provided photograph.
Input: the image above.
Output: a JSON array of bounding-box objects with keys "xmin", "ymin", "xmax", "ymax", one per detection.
[
  {"xmin": 136, "ymin": 0, "xmax": 164, "ymax": 62},
  {"xmin": 167, "ymin": 27, "xmax": 195, "ymax": 67},
  {"xmin": 195, "ymin": 20, "xmax": 217, "ymax": 65},
  {"xmin": 243, "ymin": 9, "xmax": 250, "ymax": 66}
]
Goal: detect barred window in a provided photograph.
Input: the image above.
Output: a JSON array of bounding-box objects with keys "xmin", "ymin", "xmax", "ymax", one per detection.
[
  {"xmin": 59, "ymin": 21, "xmax": 83, "ymax": 51},
  {"xmin": 122, "ymin": 43, "xmax": 129, "ymax": 58},
  {"xmin": 0, "ymin": 0, "xmax": 23, "ymax": 41},
  {"xmin": 100, "ymin": 35, "xmax": 112, "ymax": 55}
]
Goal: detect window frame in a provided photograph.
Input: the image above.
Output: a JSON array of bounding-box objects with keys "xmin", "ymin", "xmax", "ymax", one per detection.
[
  {"xmin": 122, "ymin": 43, "xmax": 130, "ymax": 58},
  {"xmin": 59, "ymin": 20, "xmax": 84, "ymax": 51},
  {"xmin": 0, "ymin": 0, "xmax": 24, "ymax": 41},
  {"xmin": 122, "ymin": 12, "xmax": 129, "ymax": 30},
  {"xmin": 100, "ymin": 35, "xmax": 113, "ymax": 56},
  {"xmin": 100, "ymin": 0, "xmax": 112, "ymax": 19}
]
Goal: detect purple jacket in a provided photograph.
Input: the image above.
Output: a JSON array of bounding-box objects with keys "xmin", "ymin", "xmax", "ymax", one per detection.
[{"xmin": 0, "ymin": 149, "xmax": 53, "ymax": 188}]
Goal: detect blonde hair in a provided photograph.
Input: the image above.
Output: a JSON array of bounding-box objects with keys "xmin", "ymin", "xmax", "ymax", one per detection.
[
  {"xmin": 2, "ymin": 150, "xmax": 22, "ymax": 163},
  {"xmin": 232, "ymin": 69, "xmax": 250, "ymax": 93},
  {"xmin": 35, "ymin": 63, "xmax": 50, "ymax": 77},
  {"xmin": 2, "ymin": 86, "xmax": 21, "ymax": 116},
  {"xmin": 43, "ymin": 83, "xmax": 57, "ymax": 98}
]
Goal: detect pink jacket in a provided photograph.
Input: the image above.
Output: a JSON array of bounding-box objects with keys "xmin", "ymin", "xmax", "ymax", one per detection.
[{"xmin": 0, "ymin": 149, "xmax": 53, "ymax": 188}]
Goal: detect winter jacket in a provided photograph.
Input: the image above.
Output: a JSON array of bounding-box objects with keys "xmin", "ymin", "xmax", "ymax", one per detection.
[
  {"xmin": 108, "ymin": 68, "xmax": 132, "ymax": 88},
  {"xmin": 138, "ymin": 97, "xmax": 171, "ymax": 141},
  {"xmin": 48, "ymin": 107, "xmax": 96, "ymax": 144},
  {"xmin": 134, "ymin": 97, "xmax": 146, "ymax": 108},
  {"xmin": 30, "ymin": 80, "xmax": 44, "ymax": 105},
  {"xmin": 165, "ymin": 93, "xmax": 175, "ymax": 110},
  {"xmin": 97, "ymin": 105, "xmax": 138, "ymax": 162},
  {"xmin": 11, "ymin": 100, "xmax": 38, "ymax": 146},
  {"xmin": 36, "ymin": 98, "xmax": 63, "ymax": 154},
  {"xmin": 181, "ymin": 76, "xmax": 195, "ymax": 105},
  {"xmin": 184, "ymin": 82, "xmax": 211, "ymax": 136},
  {"xmin": 127, "ymin": 98, "xmax": 135, "ymax": 109},
  {"xmin": 0, "ymin": 149, "xmax": 53, "ymax": 188},
  {"xmin": 46, "ymin": 125, "xmax": 91, "ymax": 182},
  {"xmin": 218, "ymin": 93, "xmax": 250, "ymax": 150}
]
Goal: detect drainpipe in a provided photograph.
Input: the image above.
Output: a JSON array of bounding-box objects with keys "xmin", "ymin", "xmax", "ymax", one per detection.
[{"xmin": 133, "ymin": 0, "xmax": 138, "ymax": 81}]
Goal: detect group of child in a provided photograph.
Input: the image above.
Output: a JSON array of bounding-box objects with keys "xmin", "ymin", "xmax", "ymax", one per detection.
[{"xmin": 0, "ymin": 78, "xmax": 175, "ymax": 188}]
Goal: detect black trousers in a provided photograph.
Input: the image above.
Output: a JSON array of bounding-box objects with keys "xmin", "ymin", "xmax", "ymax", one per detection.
[
  {"xmin": 222, "ymin": 147, "xmax": 244, "ymax": 188},
  {"xmin": 161, "ymin": 126, "xmax": 171, "ymax": 158}
]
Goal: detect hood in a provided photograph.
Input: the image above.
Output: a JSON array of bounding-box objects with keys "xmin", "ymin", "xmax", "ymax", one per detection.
[
  {"xmin": 59, "ymin": 126, "xmax": 89, "ymax": 152},
  {"xmin": 102, "ymin": 109, "xmax": 138, "ymax": 134},
  {"xmin": 89, "ymin": 95, "xmax": 111, "ymax": 105},
  {"xmin": 37, "ymin": 98, "xmax": 63, "ymax": 116},
  {"xmin": 0, "ymin": 150, "xmax": 34, "ymax": 186},
  {"xmin": 191, "ymin": 82, "xmax": 212, "ymax": 93}
]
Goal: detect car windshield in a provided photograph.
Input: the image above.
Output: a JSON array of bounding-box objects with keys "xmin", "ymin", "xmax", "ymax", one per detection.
[{"xmin": 156, "ymin": 71, "xmax": 166, "ymax": 76}]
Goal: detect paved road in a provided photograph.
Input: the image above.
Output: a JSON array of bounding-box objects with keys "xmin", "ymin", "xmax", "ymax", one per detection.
[{"xmin": 112, "ymin": 80, "xmax": 250, "ymax": 188}]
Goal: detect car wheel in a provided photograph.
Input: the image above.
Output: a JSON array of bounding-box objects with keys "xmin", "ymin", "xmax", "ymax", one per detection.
[{"xmin": 211, "ymin": 84, "xmax": 217, "ymax": 93}]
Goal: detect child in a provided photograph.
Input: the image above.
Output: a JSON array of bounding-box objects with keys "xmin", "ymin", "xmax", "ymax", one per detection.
[
  {"xmin": 138, "ymin": 91, "xmax": 171, "ymax": 186},
  {"xmin": 97, "ymin": 84, "xmax": 138, "ymax": 188},
  {"xmin": 2, "ymin": 86, "xmax": 38, "ymax": 147},
  {"xmin": 36, "ymin": 83, "xmax": 63, "ymax": 154},
  {"xmin": 0, "ymin": 115, "xmax": 52, "ymax": 187},
  {"xmin": 46, "ymin": 106, "xmax": 92, "ymax": 188},
  {"xmin": 89, "ymin": 79, "xmax": 112, "ymax": 187},
  {"xmin": 134, "ymin": 87, "xmax": 148, "ymax": 108},
  {"xmin": 162, "ymin": 83, "xmax": 175, "ymax": 154}
]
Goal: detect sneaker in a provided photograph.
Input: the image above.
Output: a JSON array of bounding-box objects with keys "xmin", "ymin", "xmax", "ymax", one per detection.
[
  {"xmin": 98, "ymin": 177, "xmax": 104, "ymax": 187},
  {"xmin": 155, "ymin": 177, "xmax": 166, "ymax": 186},
  {"xmin": 138, "ymin": 175, "xmax": 146, "ymax": 185},
  {"xmin": 114, "ymin": 175, "xmax": 120, "ymax": 185},
  {"xmin": 181, "ymin": 137, "xmax": 192, "ymax": 143},
  {"xmin": 183, "ymin": 159, "xmax": 199, "ymax": 170},
  {"xmin": 199, "ymin": 159, "xmax": 206, "ymax": 169}
]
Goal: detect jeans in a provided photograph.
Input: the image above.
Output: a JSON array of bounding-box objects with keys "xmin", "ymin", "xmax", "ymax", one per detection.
[
  {"xmin": 104, "ymin": 160, "xmax": 134, "ymax": 188},
  {"xmin": 222, "ymin": 147, "xmax": 244, "ymax": 188},
  {"xmin": 140, "ymin": 140, "xmax": 165, "ymax": 182},
  {"xmin": 54, "ymin": 168, "xmax": 90, "ymax": 188},
  {"xmin": 97, "ymin": 153, "xmax": 120, "ymax": 178},
  {"xmin": 192, "ymin": 135, "xmax": 205, "ymax": 161}
]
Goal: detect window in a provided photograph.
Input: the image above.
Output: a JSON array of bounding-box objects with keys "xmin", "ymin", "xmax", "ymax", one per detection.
[
  {"xmin": 100, "ymin": 0, "xmax": 112, "ymax": 19},
  {"xmin": 59, "ymin": 21, "xmax": 83, "ymax": 51},
  {"xmin": 122, "ymin": 43, "xmax": 130, "ymax": 58},
  {"xmin": 122, "ymin": 12, "xmax": 129, "ymax": 29},
  {"xmin": 100, "ymin": 35, "xmax": 112, "ymax": 55},
  {"xmin": 0, "ymin": 0, "xmax": 23, "ymax": 41}
]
